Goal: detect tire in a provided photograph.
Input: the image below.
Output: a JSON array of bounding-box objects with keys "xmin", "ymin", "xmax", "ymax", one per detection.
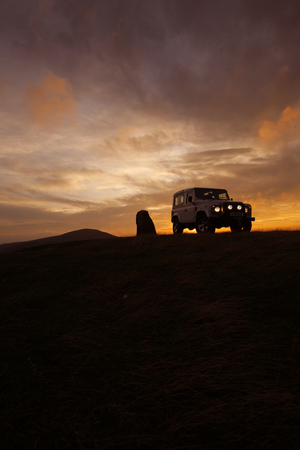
[
  {"xmin": 243, "ymin": 220, "xmax": 252, "ymax": 232},
  {"xmin": 196, "ymin": 215, "xmax": 215, "ymax": 234},
  {"xmin": 230, "ymin": 220, "xmax": 252, "ymax": 232},
  {"xmin": 230, "ymin": 223, "xmax": 243, "ymax": 232},
  {"xmin": 173, "ymin": 217, "xmax": 183, "ymax": 234}
]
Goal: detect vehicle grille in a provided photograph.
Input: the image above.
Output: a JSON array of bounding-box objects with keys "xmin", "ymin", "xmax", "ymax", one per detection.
[{"xmin": 223, "ymin": 202, "xmax": 245, "ymax": 217}]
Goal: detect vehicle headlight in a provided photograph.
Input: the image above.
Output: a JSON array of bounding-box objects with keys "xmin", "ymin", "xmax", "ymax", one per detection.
[
  {"xmin": 245, "ymin": 207, "xmax": 248, "ymax": 213},
  {"xmin": 228, "ymin": 205, "xmax": 233, "ymax": 210},
  {"xmin": 237, "ymin": 205, "xmax": 242, "ymax": 210},
  {"xmin": 214, "ymin": 206, "xmax": 221, "ymax": 213}
]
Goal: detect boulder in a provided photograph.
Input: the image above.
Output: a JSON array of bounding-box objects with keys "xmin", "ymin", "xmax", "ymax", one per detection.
[{"xmin": 136, "ymin": 210, "xmax": 157, "ymax": 236}]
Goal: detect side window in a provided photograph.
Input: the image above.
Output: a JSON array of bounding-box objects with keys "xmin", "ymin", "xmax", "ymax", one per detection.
[
  {"xmin": 186, "ymin": 191, "xmax": 194, "ymax": 204},
  {"xmin": 174, "ymin": 194, "xmax": 184, "ymax": 207}
]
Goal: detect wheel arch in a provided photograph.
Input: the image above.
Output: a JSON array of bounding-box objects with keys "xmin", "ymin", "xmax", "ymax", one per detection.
[
  {"xmin": 196, "ymin": 209, "xmax": 208, "ymax": 219},
  {"xmin": 172, "ymin": 213, "xmax": 182, "ymax": 223}
]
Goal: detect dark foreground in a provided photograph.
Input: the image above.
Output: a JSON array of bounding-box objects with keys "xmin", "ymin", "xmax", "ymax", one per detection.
[{"xmin": 1, "ymin": 231, "xmax": 300, "ymax": 449}]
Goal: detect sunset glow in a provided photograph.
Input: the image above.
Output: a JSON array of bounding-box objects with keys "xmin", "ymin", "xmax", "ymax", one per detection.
[{"xmin": 1, "ymin": 0, "xmax": 300, "ymax": 243}]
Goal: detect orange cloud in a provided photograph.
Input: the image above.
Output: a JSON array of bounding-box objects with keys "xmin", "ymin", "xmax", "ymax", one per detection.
[
  {"xmin": 259, "ymin": 103, "xmax": 300, "ymax": 141},
  {"xmin": 0, "ymin": 81, "xmax": 7, "ymax": 102},
  {"xmin": 25, "ymin": 72, "xmax": 77, "ymax": 128}
]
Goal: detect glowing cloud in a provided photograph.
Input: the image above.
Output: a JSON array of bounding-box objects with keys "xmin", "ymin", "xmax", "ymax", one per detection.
[
  {"xmin": 259, "ymin": 103, "xmax": 300, "ymax": 142},
  {"xmin": 25, "ymin": 72, "xmax": 77, "ymax": 128}
]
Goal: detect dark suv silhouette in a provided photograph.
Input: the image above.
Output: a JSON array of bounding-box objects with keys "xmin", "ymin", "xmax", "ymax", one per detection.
[{"xmin": 171, "ymin": 187, "xmax": 255, "ymax": 233}]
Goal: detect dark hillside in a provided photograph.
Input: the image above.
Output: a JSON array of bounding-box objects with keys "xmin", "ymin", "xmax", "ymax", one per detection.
[
  {"xmin": 0, "ymin": 228, "xmax": 116, "ymax": 253},
  {"xmin": 1, "ymin": 231, "xmax": 300, "ymax": 449}
]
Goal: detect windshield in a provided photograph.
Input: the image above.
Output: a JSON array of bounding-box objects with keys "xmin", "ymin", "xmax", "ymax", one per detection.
[{"xmin": 195, "ymin": 188, "xmax": 229, "ymax": 200}]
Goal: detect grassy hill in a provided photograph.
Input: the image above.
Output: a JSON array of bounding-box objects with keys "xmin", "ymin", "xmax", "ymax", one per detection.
[{"xmin": 1, "ymin": 231, "xmax": 300, "ymax": 449}]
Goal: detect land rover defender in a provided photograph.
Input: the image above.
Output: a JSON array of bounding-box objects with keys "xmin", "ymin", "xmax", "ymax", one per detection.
[{"xmin": 171, "ymin": 187, "xmax": 255, "ymax": 233}]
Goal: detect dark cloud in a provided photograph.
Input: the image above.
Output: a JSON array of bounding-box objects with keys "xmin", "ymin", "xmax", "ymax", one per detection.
[
  {"xmin": 3, "ymin": 0, "xmax": 300, "ymax": 123},
  {"xmin": 183, "ymin": 148, "xmax": 254, "ymax": 162}
]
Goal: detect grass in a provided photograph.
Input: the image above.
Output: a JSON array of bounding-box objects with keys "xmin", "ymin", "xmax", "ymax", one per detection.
[{"xmin": 1, "ymin": 231, "xmax": 300, "ymax": 449}]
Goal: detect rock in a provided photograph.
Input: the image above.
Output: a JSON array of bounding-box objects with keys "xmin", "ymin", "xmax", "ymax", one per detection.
[{"xmin": 136, "ymin": 210, "xmax": 157, "ymax": 236}]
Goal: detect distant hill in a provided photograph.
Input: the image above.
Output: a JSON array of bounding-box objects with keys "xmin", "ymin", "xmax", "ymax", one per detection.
[{"xmin": 0, "ymin": 228, "xmax": 117, "ymax": 253}]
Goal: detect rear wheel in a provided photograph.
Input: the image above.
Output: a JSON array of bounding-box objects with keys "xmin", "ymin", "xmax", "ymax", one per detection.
[
  {"xmin": 196, "ymin": 215, "xmax": 215, "ymax": 233},
  {"xmin": 173, "ymin": 217, "xmax": 183, "ymax": 234}
]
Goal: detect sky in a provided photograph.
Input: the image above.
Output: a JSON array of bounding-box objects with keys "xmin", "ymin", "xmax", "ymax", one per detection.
[{"xmin": 1, "ymin": 0, "xmax": 300, "ymax": 243}]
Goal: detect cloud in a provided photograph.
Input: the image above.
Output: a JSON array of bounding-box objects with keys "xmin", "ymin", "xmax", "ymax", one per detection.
[
  {"xmin": 2, "ymin": 0, "xmax": 300, "ymax": 240},
  {"xmin": 24, "ymin": 71, "xmax": 77, "ymax": 128},
  {"xmin": 0, "ymin": 80, "xmax": 7, "ymax": 101},
  {"xmin": 259, "ymin": 102, "xmax": 300, "ymax": 142}
]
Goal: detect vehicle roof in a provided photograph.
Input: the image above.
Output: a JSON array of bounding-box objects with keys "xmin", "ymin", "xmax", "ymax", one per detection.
[{"xmin": 173, "ymin": 187, "xmax": 227, "ymax": 196}]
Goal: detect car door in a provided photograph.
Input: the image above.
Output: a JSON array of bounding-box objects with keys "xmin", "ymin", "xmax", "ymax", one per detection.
[{"xmin": 182, "ymin": 191, "xmax": 196, "ymax": 222}]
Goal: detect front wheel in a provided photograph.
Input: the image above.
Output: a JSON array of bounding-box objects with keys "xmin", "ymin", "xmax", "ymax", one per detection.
[
  {"xmin": 243, "ymin": 220, "xmax": 252, "ymax": 232},
  {"xmin": 230, "ymin": 220, "xmax": 252, "ymax": 232},
  {"xmin": 196, "ymin": 215, "xmax": 215, "ymax": 233},
  {"xmin": 173, "ymin": 218, "xmax": 183, "ymax": 234}
]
